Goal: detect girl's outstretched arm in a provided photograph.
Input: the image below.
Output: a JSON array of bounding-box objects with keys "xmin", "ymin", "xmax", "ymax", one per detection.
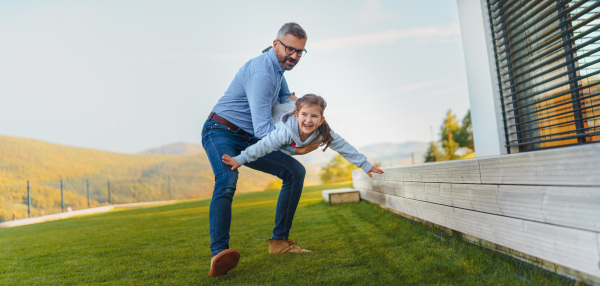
[
  {"xmin": 367, "ymin": 166, "xmax": 384, "ymax": 179},
  {"xmin": 222, "ymin": 154, "xmax": 240, "ymax": 171}
]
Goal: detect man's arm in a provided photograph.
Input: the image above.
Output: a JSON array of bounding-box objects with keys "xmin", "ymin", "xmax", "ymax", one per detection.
[
  {"xmin": 245, "ymin": 71, "xmax": 278, "ymax": 138},
  {"xmin": 278, "ymin": 77, "xmax": 294, "ymax": 103}
]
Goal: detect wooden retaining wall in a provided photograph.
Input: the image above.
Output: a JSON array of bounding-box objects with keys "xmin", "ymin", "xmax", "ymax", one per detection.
[{"xmin": 352, "ymin": 143, "xmax": 600, "ymax": 282}]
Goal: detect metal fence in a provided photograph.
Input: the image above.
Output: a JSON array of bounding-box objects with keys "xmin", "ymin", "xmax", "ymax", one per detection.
[{"xmin": 0, "ymin": 176, "xmax": 214, "ymax": 222}]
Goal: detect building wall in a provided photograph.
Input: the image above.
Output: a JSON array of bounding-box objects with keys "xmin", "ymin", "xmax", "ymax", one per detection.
[{"xmin": 457, "ymin": 0, "xmax": 506, "ymax": 156}]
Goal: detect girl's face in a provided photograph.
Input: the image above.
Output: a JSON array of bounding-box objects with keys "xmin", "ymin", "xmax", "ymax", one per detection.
[{"xmin": 295, "ymin": 104, "xmax": 325, "ymax": 137}]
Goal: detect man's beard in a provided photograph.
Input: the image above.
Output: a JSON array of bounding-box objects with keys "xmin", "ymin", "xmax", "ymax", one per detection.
[{"xmin": 277, "ymin": 50, "xmax": 298, "ymax": 71}]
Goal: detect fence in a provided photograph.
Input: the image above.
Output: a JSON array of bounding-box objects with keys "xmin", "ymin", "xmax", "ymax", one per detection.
[{"xmin": 0, "ymin": 176, "xmax": 214, "ymax": 222}]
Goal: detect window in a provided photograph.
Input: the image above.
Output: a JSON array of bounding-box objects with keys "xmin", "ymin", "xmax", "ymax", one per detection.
[{"xmin": 487, "ymin": 0, "xmax": 600, "ymax": 152}]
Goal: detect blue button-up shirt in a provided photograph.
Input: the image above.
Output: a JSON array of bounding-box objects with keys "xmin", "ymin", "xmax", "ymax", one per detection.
[{"xmin": 212, "ymin": 49, "xmax": 293, "ymax": 139}]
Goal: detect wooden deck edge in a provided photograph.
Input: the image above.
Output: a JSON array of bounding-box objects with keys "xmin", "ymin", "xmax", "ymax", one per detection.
[{"xmin": 364, "ymin": 199, "xmax": 600, "ymax": 285}]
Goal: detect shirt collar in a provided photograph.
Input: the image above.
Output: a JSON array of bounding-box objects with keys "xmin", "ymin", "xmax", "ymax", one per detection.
[{"xmin": 267, "ymin": 48, "xmax": 284, "ymax": 74}]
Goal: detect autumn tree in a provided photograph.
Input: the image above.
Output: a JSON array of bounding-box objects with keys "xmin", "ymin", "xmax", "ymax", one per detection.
[
  {"xmin": 426, "ymin": 109, "xmax": 474, "ymax": 163},
  {"xmin": 320, "ymin": 154, "xmax": 358, "ymax": 183},
  {"xmin": 455, "ymin": 110, "xmax": 474, "ymax": 150},
  {"xmin": 443, "ymin": 132, "xmax": 460, "ymax": 160},
  {"xmin": 423, "ymin": 141, "xmax": 444, "ymax": 162}
]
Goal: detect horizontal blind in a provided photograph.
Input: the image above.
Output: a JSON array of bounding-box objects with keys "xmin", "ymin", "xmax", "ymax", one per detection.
[{"xmin": 487, "ymin": 0, "xmax": 600, "ymax": 152}]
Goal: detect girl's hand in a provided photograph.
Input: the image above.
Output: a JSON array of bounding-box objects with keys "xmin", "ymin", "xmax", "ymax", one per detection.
[
  {"xmin": 222, "ymin": 154, "xmax": 240, "ymax": 170},
  {"xmin": 367, "ymin": 166, "xmax": 384, "ymax": 179}
]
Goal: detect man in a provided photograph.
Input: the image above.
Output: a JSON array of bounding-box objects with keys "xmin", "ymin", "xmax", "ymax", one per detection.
[{"xmin": 202, "ymin": 22, "xmax": 319, "ymax": 277}]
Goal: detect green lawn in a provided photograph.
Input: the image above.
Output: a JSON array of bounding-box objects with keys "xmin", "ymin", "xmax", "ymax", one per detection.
[{"xmin": 0, "ymin": 182, "xmax": 572, "ymax": 285}]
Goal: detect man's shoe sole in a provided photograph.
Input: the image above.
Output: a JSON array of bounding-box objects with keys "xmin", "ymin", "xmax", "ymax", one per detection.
[{"xmin": 209, "ymin": 249, "xmax": 240, "ymax": 277}]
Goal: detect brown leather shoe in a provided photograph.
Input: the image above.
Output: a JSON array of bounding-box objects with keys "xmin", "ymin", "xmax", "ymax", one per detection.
[
  {"xmin": 268, "ymin": 239, "xmax": 312, "ymax": 254},
  {"xmin": 208, "ymin": 249, "xmax": 240, "ymax": 277}
]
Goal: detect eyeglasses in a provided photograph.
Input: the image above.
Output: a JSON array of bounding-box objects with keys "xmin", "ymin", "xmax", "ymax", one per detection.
[{"xmin": 277, "ymin": 40, "xmax": 307, "ymax": 57}]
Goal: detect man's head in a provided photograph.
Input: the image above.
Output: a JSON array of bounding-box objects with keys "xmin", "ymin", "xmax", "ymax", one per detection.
[{"xmin": 273, "ymin": 22, "xmax": 307, "ymax": 71}]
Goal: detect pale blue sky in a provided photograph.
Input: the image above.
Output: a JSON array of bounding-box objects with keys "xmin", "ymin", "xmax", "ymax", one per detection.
[{"xmin": 0, "ymin": 0, "xmax": 470, "ymax": 153}]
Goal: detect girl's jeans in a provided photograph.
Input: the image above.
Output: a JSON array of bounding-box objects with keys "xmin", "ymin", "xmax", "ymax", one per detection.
[{"xmin": 201, "ymin": 119, "xmax": 306, "ymax": 258}]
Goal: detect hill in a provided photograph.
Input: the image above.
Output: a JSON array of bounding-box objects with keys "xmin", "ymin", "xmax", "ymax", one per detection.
[
  {"xmin": 295, "ymin": 141, "xmax": 428, "ymax": 167},
  {"xmin": 359, "ymin": 141, "xmax": 428, "ymax": 165},
  {"xmin": 144, "ymin": 141, "xmax": 429, "ymax": 168},
  {"xmin": 0, "ymin": 136, "xmax": 428, "ymax": 222},
  {"xmin": 140, "ymin": 142, "xmax": 205, "ymax": 156},
  {"xmin": 136, "ymin": 141, "xmax": 428, "ymax": 184},
  {"xmin": 0, "ymin": 136, "xmax": 281, "ymax": 221}
]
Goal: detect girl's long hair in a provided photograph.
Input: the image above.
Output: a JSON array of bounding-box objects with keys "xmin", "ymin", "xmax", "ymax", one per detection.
[{"xmin": 295, "ymin": 94, "xmax": 334, "ymax": 151}]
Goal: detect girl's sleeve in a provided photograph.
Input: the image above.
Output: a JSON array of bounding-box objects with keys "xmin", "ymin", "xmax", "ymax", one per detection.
[
  {"xmin": 328, "ymin": 129, "xmax": 374, "ymax": 173},
  {"xmin": 233, "ymin": 128, "xmax": 293, "ymax": 166}
]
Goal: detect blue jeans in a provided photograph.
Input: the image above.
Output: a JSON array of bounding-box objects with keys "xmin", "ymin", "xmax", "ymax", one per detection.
[{"xmin": 201, "ymin": 119, "xmax": 306, "ymax": 257}]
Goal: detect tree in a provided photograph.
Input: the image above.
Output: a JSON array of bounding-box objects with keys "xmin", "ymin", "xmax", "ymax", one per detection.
[
  {"xmin": 425, "ymin": 109, "xmax": 474, "ymax": 163},
  {"xmin": 443, "ymin": 132, "xmax": 460, "ymax": 160},
  {"xmin": 455, "ymin": 109, "xmax": 474, "ymax": 150},
  {"xmin": 423, "ymin": 141, "xmax": 444, "ymax": 162},
  {"xmin": 439, "ymin": 110, "xmax": 460, "ymax": 160},
  {"xmin": 440, "ymin": 110, "xmax": 459, "ymax": 144},
  {"xmin": 320, "ymin": 154, "xmax": 358, "ymax": 183}
]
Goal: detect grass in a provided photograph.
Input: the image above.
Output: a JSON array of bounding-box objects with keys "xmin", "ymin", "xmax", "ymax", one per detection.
[{"xmin": 0, "ymin": 182, "xmax": 573, "ymax": 285}]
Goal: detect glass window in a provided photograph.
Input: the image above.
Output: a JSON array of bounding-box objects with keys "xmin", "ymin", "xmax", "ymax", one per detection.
[{"xmin": 488, "ymin": 0, "xmax": 600, "ymax": 152}]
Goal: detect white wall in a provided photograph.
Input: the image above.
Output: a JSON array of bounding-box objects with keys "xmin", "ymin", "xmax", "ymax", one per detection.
[{"xmin": 456, "ymin": 0, "xmax": 506, "ymax": 156}]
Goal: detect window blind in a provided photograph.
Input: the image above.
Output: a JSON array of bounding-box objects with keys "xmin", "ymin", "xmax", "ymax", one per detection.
[{"xmin": 487, "ymin": 0, "xmax": 600, "ymax": 152}]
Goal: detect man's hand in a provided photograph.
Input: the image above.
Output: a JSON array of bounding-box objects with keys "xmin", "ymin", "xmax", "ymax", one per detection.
[
  {"xmin": 295, "ymin": 139, "xmax": 320, "ymax": 155},
  {"xmin": 367, "ymin": 166, "xmax": 384, "ymax": 179},
  {"xmin": 222, "ymin": 154, "xmax": 240, "ymax": 170},
  {"xmin": 287, "ymin": 92, "xmax": 298, "ymax": 102}
]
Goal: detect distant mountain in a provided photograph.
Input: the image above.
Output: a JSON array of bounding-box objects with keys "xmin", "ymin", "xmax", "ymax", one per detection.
[
  {"xmin": 0, "ymin": 136, "xmax": 283, "ymax": 222},
  {"xmin": 139, "ymin": 140, "xmax": 428, "ymax": 166},
  {"xmin": 0, "ymin": 136, "xmax": 427, "ymax": 221},
  {"xmin": 296, "ymin": 141, "xmax": 428, "ymax": 167},
  {"xmin": 359, "ymin": 141, "xmax": 428, "ymax": 166},
  {"xmin": 141, "ymin": 142, "xmax": 205, "ymax": 156}
]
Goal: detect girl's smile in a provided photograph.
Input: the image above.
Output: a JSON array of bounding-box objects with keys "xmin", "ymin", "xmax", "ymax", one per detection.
[{"xmin": 295, "ymin": 104, "xmax": 325, "ymax": 141}]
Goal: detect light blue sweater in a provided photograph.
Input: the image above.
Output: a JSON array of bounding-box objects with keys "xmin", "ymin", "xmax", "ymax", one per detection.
[{"xmin": 233, "ymin": 110, "xmax": 374, "ymax": 174}]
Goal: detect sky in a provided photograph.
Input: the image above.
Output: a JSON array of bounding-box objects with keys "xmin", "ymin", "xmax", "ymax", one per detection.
[{"xmin": 0, "ymin": 0, "xmax": 471, "ymax": 154}]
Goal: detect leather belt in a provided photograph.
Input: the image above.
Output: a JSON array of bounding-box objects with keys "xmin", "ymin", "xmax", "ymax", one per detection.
[{"xmin": 208, "ymin": 112, "xmax": 253, "ymax": 137}]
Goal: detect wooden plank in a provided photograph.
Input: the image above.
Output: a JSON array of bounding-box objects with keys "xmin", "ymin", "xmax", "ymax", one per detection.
[
  {"xmin": 322, "ymin": 188, "xmax": 358, "ymax": 203},
  {"xmin": 450, "ymin": 184, "xmax": 501, "ymax": 214},
  {"xmin": 356, "ymin": 160, "xmax": 481, "ymax": 184},
  {"xmin": 361, "ymin": 144, "xmax": 600, "ymax": 186},
  {"xmin": 322, "ymin": 189, "xmax": 360, "ymax": 205},
  {"xmin": 479, "ymin": 144, "xmax": 600, "ymax": 186},
  {"xmin": 360, "ymin": 190, "xmax": 600, "ymax": 279},
  {"xmin": 329, "ymin": 192, "xmax": 360, "ymax": 205},
  {"xmin": 361, "ymin": 178, "xmax": 600, "ymax": 232}
]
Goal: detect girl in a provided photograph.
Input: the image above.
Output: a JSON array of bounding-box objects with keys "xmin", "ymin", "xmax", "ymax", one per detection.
[
  {"xmin": 222, "ymin": 94, "xmax": 383, "ymax": 178},
  {"xmin": 222, "ymin": 93, "xmax": 383, "ymax": 255}
]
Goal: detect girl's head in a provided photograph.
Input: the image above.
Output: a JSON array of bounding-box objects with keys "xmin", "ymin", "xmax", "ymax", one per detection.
[{"xmin": 295, "ymin": 94, "xmax": 334, "ymax": 151}]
